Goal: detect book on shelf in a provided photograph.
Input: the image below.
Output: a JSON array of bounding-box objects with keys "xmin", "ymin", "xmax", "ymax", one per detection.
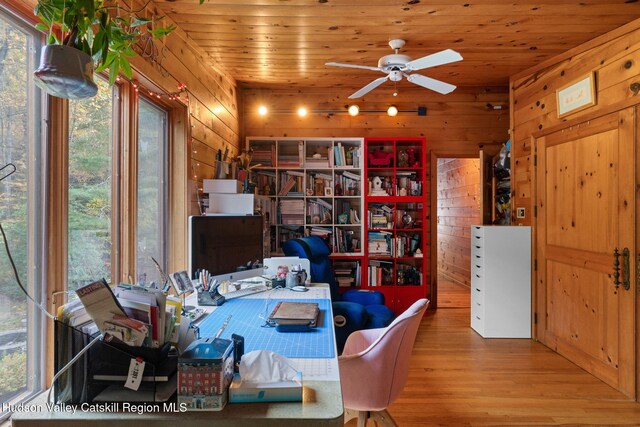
[{"xmin": 341, "ymin": 170, "xmax": 360, "ymax": 180}]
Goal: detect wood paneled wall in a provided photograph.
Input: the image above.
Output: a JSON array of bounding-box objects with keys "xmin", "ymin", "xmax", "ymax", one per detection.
[
  {"xmin": 241, "ymin": 87, "xmax": 509, "ymax": 300},
  {"xmin": 510, "ymin": 18, "xmax": 640, "ymax": 227},
  {"xmin": 436, "ymin": 158, "xmax": 480, "ymax": 287},
  {"xmin": 126, "ymin": 0, "xmax": 241, "ymax": 220}
]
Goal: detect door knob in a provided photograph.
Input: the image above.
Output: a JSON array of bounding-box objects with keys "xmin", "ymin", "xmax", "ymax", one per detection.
[
  {"xmin": 621, "ymin": 248, "xmax": 630, "ymax": 291},
  {"xmin": 613, "ymin": 248, "xmax": 620, "ymax": 289}
]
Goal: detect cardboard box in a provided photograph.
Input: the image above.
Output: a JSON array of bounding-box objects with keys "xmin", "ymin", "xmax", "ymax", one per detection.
[
  {"xmin": 229, "ymin": 372, "xmax": 303, "ymax": 403},
  {"xmin": 177, "ymin": 337, "xmax": 234, "ymax": 411},
  {"xmin": 206, "ymin": 193, "xmax": 254, "ymax": 215},
  {"xmin": 203, "ymin": 179, "xmax": 243, "ymax": 194}
]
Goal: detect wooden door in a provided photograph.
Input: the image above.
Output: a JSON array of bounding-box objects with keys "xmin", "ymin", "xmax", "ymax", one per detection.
[{"xmin": 535, "ymin": 108, "xmax": 636, "ymax": 398}]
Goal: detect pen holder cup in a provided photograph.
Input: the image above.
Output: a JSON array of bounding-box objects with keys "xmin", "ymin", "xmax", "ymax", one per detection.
[{"xmin": 198, "ymin": 290, "xmax": 225, "ymax": 306}]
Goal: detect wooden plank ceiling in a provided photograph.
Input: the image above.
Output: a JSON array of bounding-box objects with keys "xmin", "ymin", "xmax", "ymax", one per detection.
[{"xmin": 154, "ymin": 0, "xmax": 640, "ymax": 93}]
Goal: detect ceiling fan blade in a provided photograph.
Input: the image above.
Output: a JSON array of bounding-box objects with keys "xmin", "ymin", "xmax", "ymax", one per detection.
[
  {"xmin": 348, "ymin": 76, "xmax": 389, "ymax": 99},
  {"xmin": 325, "ymin": 62, "xmax": 382, "ymax": 72},
  {"xmin": 404, "ymin": 49, "xmax": 463, "ymax": 71},
  {"xmin": 406, "ymin": 74, "xmax": 457, "ymax": 94}
]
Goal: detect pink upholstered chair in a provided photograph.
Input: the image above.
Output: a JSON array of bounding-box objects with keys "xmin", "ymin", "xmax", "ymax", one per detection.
[{"xmin": 339, "ymin": 299, "xmax": 429, "ymax": 427}]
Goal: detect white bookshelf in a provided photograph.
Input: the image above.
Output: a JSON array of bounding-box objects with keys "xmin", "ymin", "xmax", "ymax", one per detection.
[{"xmin": 247, "ymin": 137, "xmax": 364, "ymax": 256}]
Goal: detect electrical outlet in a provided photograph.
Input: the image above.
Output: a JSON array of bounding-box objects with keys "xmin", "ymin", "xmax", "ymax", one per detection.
[{"xmin": 516, "ymin": 207, "xmax": 526, "ymax": 218}]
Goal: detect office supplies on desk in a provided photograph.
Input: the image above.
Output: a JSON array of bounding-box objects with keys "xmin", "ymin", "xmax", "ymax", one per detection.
[
  {"xmin": 197, "ymin": 298, "xmax": 335, "ymax": 359},
  {"xmin": 222, "ymin": 284, "xmax": 270, "ymax": 300}
]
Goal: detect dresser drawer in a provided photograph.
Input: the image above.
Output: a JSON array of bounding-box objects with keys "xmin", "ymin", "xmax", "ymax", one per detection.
[
  {"xmin": 471, "ymin": 225, "xmax": 484, "ymax": 238},
  {"xmin": 470, "ymin": 309, "xmax": 485, "ymax": 335},
  {"xmin": 471, "ymin": 243, "xmax": 484, "ymax": 257},
  {"xmin": 471, "ymin": 261, "xmax": 484, "ymax": 278},
  {"xmin": 471, "ymin": 285, "xmax": 484, "ymax": 303},
  {"xmin": 471, "ymin": 297, "xmax": 484, "ymax": 318}
]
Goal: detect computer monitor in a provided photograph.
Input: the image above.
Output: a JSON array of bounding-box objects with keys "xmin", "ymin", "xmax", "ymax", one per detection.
[{"xmin": 188, "ymin": 215, "xmax": 264, "ymax": 282}]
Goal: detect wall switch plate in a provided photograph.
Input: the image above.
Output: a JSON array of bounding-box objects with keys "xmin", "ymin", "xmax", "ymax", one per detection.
[{"xmin": 516, "ymin": 207, "xmax": 526, "ymax": 218}]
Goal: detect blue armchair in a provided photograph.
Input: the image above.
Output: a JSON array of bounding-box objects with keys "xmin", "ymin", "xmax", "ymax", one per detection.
[{"xmin": 282, "ymin": 236, "xmax": 395, "ymax": 352}]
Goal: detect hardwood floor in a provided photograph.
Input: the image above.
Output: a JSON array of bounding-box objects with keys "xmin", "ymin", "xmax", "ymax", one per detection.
[
  {"xmin": 382, "ymin": 307, "xmax": 640, "ymax": 426},
  {"xmin": 436, "ymin": 276, "xmax": 470, "ymax": 308}
]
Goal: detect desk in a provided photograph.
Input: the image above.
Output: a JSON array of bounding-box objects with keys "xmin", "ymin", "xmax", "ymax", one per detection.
[{"xmin": 11, "ymin": 284, "xmax": 343, "ymax": 427}]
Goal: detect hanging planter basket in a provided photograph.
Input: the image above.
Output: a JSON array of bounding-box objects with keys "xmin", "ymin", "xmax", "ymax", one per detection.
[{"xmin": 33, "ymin": 44, "xmax": 98, "ymax": 100}]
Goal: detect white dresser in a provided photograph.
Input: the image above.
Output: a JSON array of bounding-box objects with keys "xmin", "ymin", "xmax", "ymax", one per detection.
[{"xmin": 470, "ymin": 225, "xmax": 531, "ymax": 338}]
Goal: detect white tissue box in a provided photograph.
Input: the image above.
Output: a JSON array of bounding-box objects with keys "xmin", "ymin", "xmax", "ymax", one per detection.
[{"xmin": 229, "ymin": 372, "xmax": 303, "ymax": 403}]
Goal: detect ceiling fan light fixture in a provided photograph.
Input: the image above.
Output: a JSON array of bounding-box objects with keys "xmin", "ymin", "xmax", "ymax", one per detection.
[
  {"xmin": 348, "ymin": 105, "xmax": 360, "ymax": 116},
  {"xmin": 258, "ymin": 105, "xmax": 268, "ymax": 116},
  {"xmin": 387, "ymin": 105, "xmax": 398, "ymax": 116}
]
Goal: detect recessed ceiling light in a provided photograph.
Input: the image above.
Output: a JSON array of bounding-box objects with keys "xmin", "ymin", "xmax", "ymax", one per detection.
[
  {"xmin": 258, "ymin": 105, "xmax": 268, "ymax": 116},
  {"xmin": 348, "ymin": 105, "xmax": 360, "ymax": 116},
  {"xmin": 387, "ymin": 105, "xmax": 398, "ymax": 116},
  {"xmin": 297, "ymin": 107, "xmax": 308, "ymax": 117}
]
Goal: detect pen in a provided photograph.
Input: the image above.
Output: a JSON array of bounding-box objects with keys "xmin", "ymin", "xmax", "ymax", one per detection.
[{"xmin": 215, "ymin": 315, "xmax": 232, "ymax": 339}]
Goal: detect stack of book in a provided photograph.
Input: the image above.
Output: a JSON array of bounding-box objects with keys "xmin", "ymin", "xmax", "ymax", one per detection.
[
  {"xmin": 278, "ymin": 171, "xmax": 304, "ymax": 196},
  {"xmin": 277, "ymin": 141, "xmax": 304, "ymax": 167},
  {"xmin": 333, "ymin": 260, "xmax": 360, "ymax": 287},
  {"xmin": 279, "ymin": 199, "xmax": 305, "ymax": 225},
  {"xmin": 368, "ymin": 231, "xmax": 392, "ymax": 256},
  {"xmin": 368, "ymin": 204, "xmax": 393, "ymax": 229},
  {"xmin": 250, "ymin": 145, "xmax": 275, "ymax": 167}
]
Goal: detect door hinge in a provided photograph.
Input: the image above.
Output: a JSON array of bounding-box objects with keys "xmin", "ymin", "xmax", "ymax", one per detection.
[
  {"xmin": 534, "ymin": 205, "xmax": 537, "ymax": 217},
  {"xmin": 534, "ymin": 259, "xmax": 537, "ymax": 271},
  {"xmin": 534, "ymin": 312, "xmax": 537, "ymax": 324}
]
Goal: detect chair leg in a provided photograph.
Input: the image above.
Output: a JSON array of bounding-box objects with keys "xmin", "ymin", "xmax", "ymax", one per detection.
[
  {"xmin": 343, "ymin": 408, "xmax": 359, "ymax": 424},
  {"xmin": 357, "ymin": 410, "xmax": 368, "ymax": 427},
  {"xmin": 370, "ymin": 410, "xmax": 397, "ymax": 427}
]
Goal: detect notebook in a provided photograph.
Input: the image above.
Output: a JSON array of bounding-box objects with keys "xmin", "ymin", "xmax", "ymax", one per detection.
[{"xmin": 268, "ymin": 302, "xmax": 319, "ymax": 327}]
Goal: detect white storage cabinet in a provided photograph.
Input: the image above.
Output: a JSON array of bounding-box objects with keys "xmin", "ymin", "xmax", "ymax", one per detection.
[{"xmin": 470, "ymin": 225, "xmax": 531, "ymax": 338}]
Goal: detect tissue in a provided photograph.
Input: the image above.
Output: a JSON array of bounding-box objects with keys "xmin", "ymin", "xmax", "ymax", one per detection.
[{"xmin": 239, "ymin": 350, "xmax": 298, "ymax": 383}]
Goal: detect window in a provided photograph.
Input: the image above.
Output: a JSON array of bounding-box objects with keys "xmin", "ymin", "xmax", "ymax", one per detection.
[
  {"xmin": 136, "ymin": 98, "xmax": 168, "ymax": 285},
  {"xmin": 0, "ymin": 7, "xmax": 43, "ymax": 416},
  {"xmin": 67, "ymin": 78, "xmax": 116, "ymax": 290}
]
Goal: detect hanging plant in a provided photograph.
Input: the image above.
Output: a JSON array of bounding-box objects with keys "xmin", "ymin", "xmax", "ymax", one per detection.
[{"xmin": 33, "ymin": 0, "xmax": 175, "ymax": 99}]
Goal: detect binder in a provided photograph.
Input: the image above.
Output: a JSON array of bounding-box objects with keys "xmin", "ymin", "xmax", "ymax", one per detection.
[{"xmin": 267, "ymin": 302, "xmax": 319, "ymax": 327}]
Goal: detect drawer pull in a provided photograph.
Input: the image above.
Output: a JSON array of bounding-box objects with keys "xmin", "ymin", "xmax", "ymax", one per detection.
[
  {"xmin": 476, "ymin": 316, "xmax": 481, "ymax": 320},
  {"xmin": 475, "ymin": 245, "xmax": 481, "ymax": 249},
  {"xmin": 476, "ymin": 302, "xmax": 481, "ymax": 306},
  {"xmin": 475, "ymin": 255, "xmax": 481, "ymax": 258},
  {"xmin": 475, "ymin": 274, "xmax": 480, "ymax": 278},
  {"xmin": 475, "ymin": 288, "xmax": 481, "ymax": 292},
  {"xmin": 475, "ymin": 236, "xmax": 481, "ymax": 239},
  {"xmin": 475, "ymin": 265, "xmax": 481, "ymax": 269}
]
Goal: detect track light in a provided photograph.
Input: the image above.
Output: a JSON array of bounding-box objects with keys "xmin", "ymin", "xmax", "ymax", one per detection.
[
  {"xmin": 348, "ymin": 105, "xmax": 360, "ymax": 116},
  {"xmin": 387, "ymin": 105, "xmax": 398, "ymax": 117}
]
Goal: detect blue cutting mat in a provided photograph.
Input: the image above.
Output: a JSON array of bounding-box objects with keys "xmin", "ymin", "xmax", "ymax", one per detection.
[{"xmin": 196, "ymin": 298, "xmax": 334, "ymax": 359}]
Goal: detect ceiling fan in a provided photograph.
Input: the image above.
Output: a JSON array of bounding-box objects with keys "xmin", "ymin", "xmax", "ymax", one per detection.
[{"xmin": 325, "ymin": 39, "xmax": 463, "ymax": 99}]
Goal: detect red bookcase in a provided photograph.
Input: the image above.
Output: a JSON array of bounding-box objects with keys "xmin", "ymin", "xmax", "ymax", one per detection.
[{"xmin": 363, "ymin": 137, "xmax": 427, "ymax": 315}]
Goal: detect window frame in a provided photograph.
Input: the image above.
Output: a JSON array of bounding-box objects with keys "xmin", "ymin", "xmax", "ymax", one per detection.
[
  {"xmin": 135, "ymin": 94, "xmax": 170, "ymax": 284},
  {"xmin": 0, "ymin": 3, "xmax": 45, "ymax": 419}
]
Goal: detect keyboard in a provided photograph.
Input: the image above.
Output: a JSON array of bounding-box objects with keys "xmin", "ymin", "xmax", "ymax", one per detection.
[{"xmin": 222, "ymin": 285, "xmax": 270, "ymax": 300}]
